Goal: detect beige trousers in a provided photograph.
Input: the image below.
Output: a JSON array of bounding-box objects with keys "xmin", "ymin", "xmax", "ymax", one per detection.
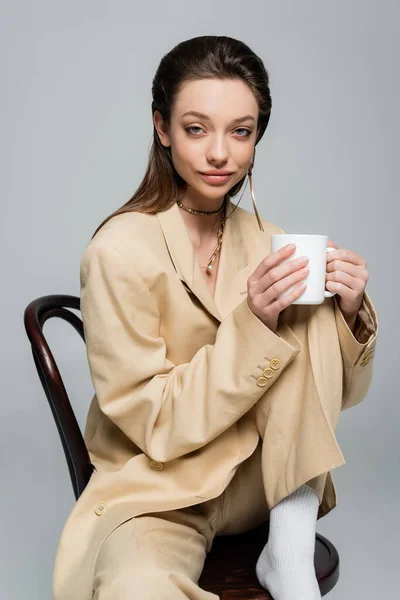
[{"xmin": 93, "ymin": 438, "xmax": 270, "ymax": 599}]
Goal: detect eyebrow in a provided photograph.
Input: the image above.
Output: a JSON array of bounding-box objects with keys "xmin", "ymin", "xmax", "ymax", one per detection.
[{"xmin": 181, "ymin": 111, "xmax": 256, "ymax": 124}]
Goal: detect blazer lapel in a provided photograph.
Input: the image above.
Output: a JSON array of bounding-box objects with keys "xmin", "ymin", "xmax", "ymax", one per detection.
[
  {"xmin": 156, "ymin": 196, "xmax": 249, "ymax": 323},
  {"xmin": 213, "ymin": 197, "xmax": 252, "ymax": 320}
]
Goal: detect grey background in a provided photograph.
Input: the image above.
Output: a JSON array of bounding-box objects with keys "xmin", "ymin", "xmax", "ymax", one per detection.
[{"xmin": 1, "ymin": 1, "xmax": 398, "ymax": 598}]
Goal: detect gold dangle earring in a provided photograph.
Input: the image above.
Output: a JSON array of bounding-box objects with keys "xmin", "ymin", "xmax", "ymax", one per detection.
[{"xmin": 248, "ymin": 160, "xmax": 264, "ymax": 232}]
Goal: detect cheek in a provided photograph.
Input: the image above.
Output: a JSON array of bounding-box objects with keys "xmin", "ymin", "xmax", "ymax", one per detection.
[
  {"xmin": 236, "ymin": 143, "xmax": 254, "ymax": 166},
  {"xmin": 171, "ymin": 136, "xmax": 199, "ymax": 170}
]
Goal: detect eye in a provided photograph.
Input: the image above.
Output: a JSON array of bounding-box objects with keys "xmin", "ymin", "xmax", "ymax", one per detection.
[
  {"xmin": 235, "ymin": 128, "xmax": 252, "ymax": 137},
  {"xmin": 185, "ymin": 126, "xmax": 203, "ymax": 135},
  {"xmin": 184, "ymin": 126, "xmax": 252, "ymax": 137}
]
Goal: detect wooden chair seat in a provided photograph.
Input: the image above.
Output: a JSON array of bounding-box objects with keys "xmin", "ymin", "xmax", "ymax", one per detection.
[{"xmin": 24, "ymin": 294, "xmax": 340, "ymax": 598}]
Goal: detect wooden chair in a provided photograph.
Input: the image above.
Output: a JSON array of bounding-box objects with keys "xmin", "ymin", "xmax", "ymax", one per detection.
[{"xmin": 24, "ymin": 294, "xmax": 340, "ymax": 599}]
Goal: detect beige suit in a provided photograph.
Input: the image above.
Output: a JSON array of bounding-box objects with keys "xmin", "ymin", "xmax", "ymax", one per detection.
[{"xmin": 53, "ymin": 197, "xmax": 378, "ymax": 599}]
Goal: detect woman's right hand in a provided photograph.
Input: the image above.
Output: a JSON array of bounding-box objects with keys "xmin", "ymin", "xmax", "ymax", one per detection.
[{"xmin": 246, "ymin": 244, "xmax": 310, "ymax": 333}]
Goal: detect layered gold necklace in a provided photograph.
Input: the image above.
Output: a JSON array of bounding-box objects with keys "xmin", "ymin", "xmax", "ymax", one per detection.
[{"xmin": 176, "ymin": 196, "xmax": 226, "ymax": 273}]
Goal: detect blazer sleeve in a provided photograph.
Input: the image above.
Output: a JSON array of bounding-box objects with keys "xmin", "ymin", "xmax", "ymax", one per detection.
[
  {"xmin": 80, "ymin": 242, "xmax": 302, "ymax": 462},
  {"xmin": 274, "ymin": 225, "xmax": 379, "ymax": 413},
  {"xmin": 333, "ymin": 290, "xmax": 379, "ymax": 411}
]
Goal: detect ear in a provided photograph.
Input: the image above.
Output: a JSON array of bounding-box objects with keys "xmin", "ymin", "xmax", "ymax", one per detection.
[{"xmin": 153, "ymin": 110, "xmax": 172, "ymax": 148}]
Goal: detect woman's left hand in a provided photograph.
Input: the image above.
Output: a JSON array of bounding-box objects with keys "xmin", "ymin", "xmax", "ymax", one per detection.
[{"xmin": 326, "ymin": 240, "xmax": 369, "ymax": 319}]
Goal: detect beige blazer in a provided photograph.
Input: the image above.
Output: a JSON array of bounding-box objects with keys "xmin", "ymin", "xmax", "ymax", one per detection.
[{"xmin": 53, "ymin": 197, "xmax": 378, "ymax": 600}]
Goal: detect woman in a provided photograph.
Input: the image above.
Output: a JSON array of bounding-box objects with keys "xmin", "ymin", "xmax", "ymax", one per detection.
[{"xmin": 53, "ymin": 36, "xmax": 378, "ymax": 600}]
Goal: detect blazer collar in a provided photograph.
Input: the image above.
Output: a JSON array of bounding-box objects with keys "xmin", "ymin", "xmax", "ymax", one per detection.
[{"xmin": 156, "ymin": 196, "xmax": 249, "ymax": 322}]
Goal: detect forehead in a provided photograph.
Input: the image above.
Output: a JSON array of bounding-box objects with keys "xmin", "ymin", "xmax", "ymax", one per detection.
[{"xmin": 172, "ymin": 78, "xmax": 259, "ymax": 121}]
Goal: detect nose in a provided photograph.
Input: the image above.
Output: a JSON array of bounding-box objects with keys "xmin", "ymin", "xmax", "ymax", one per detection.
[{"xmin": 206, "ymin": 135, "xmax": 229, "ymax": 165}]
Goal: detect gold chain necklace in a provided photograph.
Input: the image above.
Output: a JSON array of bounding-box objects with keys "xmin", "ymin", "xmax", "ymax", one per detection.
[{"xmin": 176, "ymin": 197, "xmax": 226, "ymax": 274}]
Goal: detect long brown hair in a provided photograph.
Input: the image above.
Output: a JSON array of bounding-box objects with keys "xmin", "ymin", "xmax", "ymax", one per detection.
[{"xmin": 92, "ymin": 35, "xmax": 272, "ymax": 238}]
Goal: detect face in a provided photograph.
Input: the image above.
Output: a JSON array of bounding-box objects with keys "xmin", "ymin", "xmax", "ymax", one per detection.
[{"xmin": 154, "ymin": 78, "xmax": 259, "ymax": 207}]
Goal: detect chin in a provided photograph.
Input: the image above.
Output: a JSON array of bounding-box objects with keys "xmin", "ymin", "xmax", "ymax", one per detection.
[{"xmin": 187, "ymin": 181, "xmax": 226, "ymax": 199}]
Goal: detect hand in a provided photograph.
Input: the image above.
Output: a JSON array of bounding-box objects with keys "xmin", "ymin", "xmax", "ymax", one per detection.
[
  {"xmin": 326, "ymin": 239, "xmax": 369, "ymax": 320},
  {"xmin": 247, "ymin": 244, "xmax": 310, "ymax": 333}
]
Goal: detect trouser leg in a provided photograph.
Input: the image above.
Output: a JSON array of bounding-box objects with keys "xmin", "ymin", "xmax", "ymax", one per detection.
[
  {"xmin": 213, "ymin": 437, "xmax": 270, "ymax": 536},
  {"xmin": 250, "ymin": 387, "xmax": 330, "ymax": 511},
  {"xmin": 246, "ymin": 311, "xmax": 343, "ymax": 517},
  {"xmin": 93, "ymin": 507, "xmax": 219, "ymax": 599}
]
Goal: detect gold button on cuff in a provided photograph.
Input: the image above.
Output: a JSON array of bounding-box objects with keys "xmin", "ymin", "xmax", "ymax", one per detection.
[
  {"xmin": 149, "ymin": 460, "xmax": 164, "ymax": 471},
  {"xmin": 256, "ymin": 376, "xmax": 269, "ymax": 387},
  {"xmin": 263, "ymin": 368, "xmax": 275, "ymax": 379},
  {"xmin": 269, "ymin": 358, "xmax": 281, "ymax": 370},
  {"xmin": 94, "ymin": 502, "xmax": 107, "ymax": 516},
  {"xmin": 360, "ymin": 355, "xmax": 372, "ymax": 366}
]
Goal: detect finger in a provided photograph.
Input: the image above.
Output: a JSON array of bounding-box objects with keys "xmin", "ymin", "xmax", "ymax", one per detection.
[
  {"xmin": 326, "ymin": 248, "xmax": 365, "ymax": 266},
  {"xmin": 326, "ymin": 280, "xmax": 364, "ymax": 300},
  {"xmin": 326, "ymin": 270, "xmax": 366, "ymax": 292},
  {"xmin": 250, "ymin": 244, "xmax": 295, "ymax": 282},
  {"xmin": 326, "ymin": 260, "xmax": 361, "ymax": 277},
  {"xmin": 327, "ymin": 239, "xmax": 339, "ymax": 249},
  {"xmin": 326, "ymin": 262, "xmax": 369, "ymax": 285}
]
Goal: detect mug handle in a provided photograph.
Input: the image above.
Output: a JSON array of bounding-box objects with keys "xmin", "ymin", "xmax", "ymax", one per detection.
[{"xmin": 325, "ymin": 247, "xmax": 337, "ymax": 298}]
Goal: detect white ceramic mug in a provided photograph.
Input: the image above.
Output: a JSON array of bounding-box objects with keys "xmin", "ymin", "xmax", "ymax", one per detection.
[{"xmin": 270, "ymin": 234, "xmax": 337, "ymax": 305}]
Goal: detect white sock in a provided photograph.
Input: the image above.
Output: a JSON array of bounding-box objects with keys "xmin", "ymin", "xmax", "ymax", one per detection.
[{"xmin": 255, "ymin": 483, "xmax": 322, "ymax": 600}]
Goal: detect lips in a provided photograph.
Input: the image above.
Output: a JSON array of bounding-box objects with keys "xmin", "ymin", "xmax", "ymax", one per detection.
[
  {"xmin": 200, "ymin": 171, "xmax": 233, "ymax": 176},
  {"xmin": 199, "ymin": 172, "xmax": 233, "ymax": 185}
]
